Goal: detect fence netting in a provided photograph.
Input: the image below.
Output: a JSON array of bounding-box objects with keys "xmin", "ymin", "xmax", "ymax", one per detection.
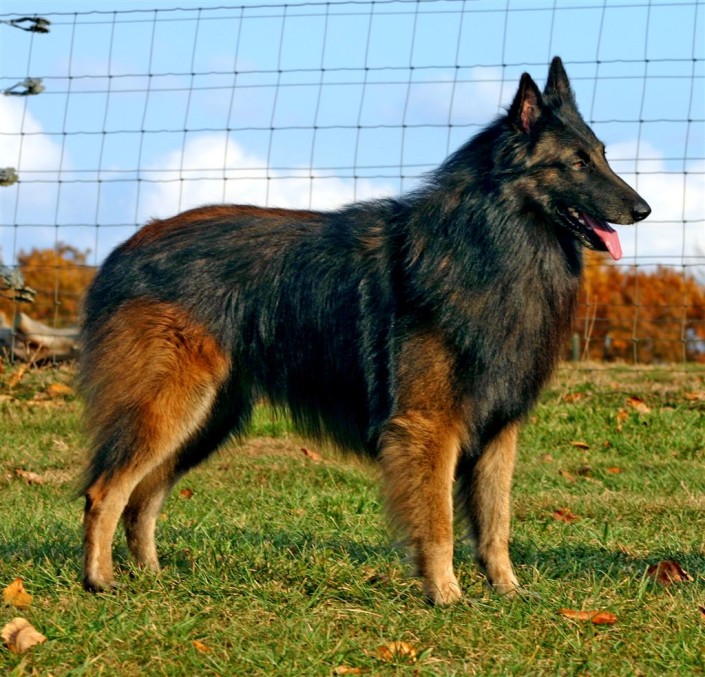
[{"xmin": 1, "ymin": 0, "xmax": 703, "ymax": 365}]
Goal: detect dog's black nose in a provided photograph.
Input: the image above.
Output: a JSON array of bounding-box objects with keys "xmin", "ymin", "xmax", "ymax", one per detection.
[{"xmin": 631, "ymin": 199, "xmax": 651, "ymax": 222}]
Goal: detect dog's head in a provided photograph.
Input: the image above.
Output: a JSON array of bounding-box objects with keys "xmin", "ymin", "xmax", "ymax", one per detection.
[{"xmin": 506, "ymin": 57, "xmax": 651, "ymax": 261}]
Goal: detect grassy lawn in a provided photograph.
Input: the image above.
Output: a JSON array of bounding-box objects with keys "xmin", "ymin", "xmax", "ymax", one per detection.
[{"xmin": 1, "ymin": 363, "xmax": 704, "ymax": 675}]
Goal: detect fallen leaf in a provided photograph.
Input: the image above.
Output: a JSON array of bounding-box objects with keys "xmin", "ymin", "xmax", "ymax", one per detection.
[
  {"xmin": 684, "ymin": 392, "xmax": 705, "ymax": 401},
  {"xmin": 541, "ymin": 454, "xmax": 554, "ymax": 463},
  {"xmin": 300, "ymin": 447, "xmax": 322, "ymax": 462},
  {"xmin": 3, "ymin": 579, "xmax": 32, "ymax": 608},
  {"xmin": 1, "ymin": 617, "xmax": 46, "ymax": 653},
  {"xmin": 46, "ymin": 383, "xmax": 74, "ymax": 398},
  {"xmin": 647, "ymin": 560, "xmax": 692, "ymax": 585},
  {"xmin": 590, "ymin": 611, "xmax": 618, "ymax": 625},
  {"xmin": 559, "ymin": 469, "xmax": 577, "ymax": 483},
  {"xmin": 192, "ymin": 639, "xmax": 210, "ymax": 654},
  {"xmin": 8, "ymin": 365, "xmax": 27, "ymax": 389},
  {"xmin": 698, "ymin": 605, "xmax": 705, "ymax": 621},
  {"xmin": 570, "ymin": 440, "xmax": 590, "ymax": 450},
  {"xmin": 179, "ymin": 487, "xmax": 194, "ymax": 500},
  {"xmin": 333, "ymin": 667, "xmax": 365, "ymax": 675},
  {"xmin": 615, "ymin": 408, "xmax": 629, "ymax": 432},
  {"xmin": 552, "ymin": 508, "xmax": 580, "ymax": 523},
  {"xmin": 603, "ymin": 440, "xmax": 612, "ymax": 449},
  {"xmin": 14, "ymin": 469, "xmax": 46, "ymax": 485},
  {"xmin": 576, "ymin": 465, "xmax": 593, "ymax": 476},
  {"xmin": 606, "ymin": 466, "xmax": 623, "ymax": 474},
  {"xmin": 376, "ymin": 641, "xmax": 417, "ymax": 663},
  {"xmin": 563, "ymin": 392, "xmax": 583, "ymax": 403},
  {"xmin": 626, "ymin": 396, "xmax": 651, "ymax": 414},
  {"xmin": 559, "ymin": 608, "xmax": 617, "ymax": 625}
]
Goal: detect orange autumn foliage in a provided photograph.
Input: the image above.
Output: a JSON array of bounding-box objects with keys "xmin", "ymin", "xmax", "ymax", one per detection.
[
  {"xmin": 2, "ymin": 246, "xmax": 704, "ymax": 363},
  {"xmin": 575, "ymin": 251, "xmax": 705, "ymax": 363},
  {"xmin": 0, "ymin": 245, "xmax": 96, "ymax": 326}
]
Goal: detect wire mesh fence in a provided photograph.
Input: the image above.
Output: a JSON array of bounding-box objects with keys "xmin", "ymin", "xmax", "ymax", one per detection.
[{"xmin": 0, "ymin": 0, "xmax": 703, "ymax": 365}]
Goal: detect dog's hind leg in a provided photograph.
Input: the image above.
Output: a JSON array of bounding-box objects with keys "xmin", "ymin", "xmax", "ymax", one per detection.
[
  {"xmin": 123, "ymin": 386, "xmax": 253, "ymax": 573},
  {"xmin": 121, "ymin": 459, "xmax": 179, "ymax": 572},
  {"xmin": 457, "ymin": 422, "xmax": 519, "ymax": 595},
  {"xmin": 80, "ymin": 301, "xmax": 230, "ymax": 592}
]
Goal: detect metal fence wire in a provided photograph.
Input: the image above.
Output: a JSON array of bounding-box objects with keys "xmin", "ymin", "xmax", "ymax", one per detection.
[{"xmin": 0, "ymin": 0, "xmax": 703, "ymax": 365}]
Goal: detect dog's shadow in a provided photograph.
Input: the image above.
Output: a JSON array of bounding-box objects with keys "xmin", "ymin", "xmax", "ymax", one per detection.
[
  {"xmin": 507, "ymin": 538, "xmax": 705, "ymax": 587},
  {"xmin": 3, "ymin": 527, "xmax": 702, "ymax": 593}
]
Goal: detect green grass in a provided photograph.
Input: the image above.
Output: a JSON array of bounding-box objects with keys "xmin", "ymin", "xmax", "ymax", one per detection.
[{"xmin": 1, "ymin": 363, "xmax": 704, "ymax": 675}]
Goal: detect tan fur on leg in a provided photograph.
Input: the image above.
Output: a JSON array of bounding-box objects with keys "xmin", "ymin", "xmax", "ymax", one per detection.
[
  {"xmin": 466, "ymin": 423, "xmax": 519, "ymax": 595},
  {"xmin": 81, "ymin": 301, "xmax": 230, "ymax": 592},
  {"xmin": 380, "ymin": 412, "xmax": 463, "ymax": 604},
  {"xmin": 379, "ymin": 330, "xmax": 467, "ymax": 604},
  {"xmin": 122, "ymin": 460, "xmax": 180, "ymax": 572}
]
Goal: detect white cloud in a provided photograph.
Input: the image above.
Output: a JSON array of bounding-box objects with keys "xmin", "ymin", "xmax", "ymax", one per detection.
[
  {"xmin": 136, "ymin": 132, "xmax": 396, "ymax": 224},
  {"xmin": 0, "ymin": 97, "xmax": 63, "ymax": 172},
  {"xmin": 605, "ymin": 139, "xmax": 705, "ymax": 265},
  {"xmin": 0, "ymin": 97, "xmax": 67, "ymax": 263}
]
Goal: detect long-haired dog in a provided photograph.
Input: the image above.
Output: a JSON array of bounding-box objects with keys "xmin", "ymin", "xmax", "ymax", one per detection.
[{"xmin": 79, "ymin": 57, "xmax": 650, "ymax": 603}]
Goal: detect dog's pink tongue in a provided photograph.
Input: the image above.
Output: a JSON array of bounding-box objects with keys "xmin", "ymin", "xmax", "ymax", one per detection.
[{"xmin": 582, "ymin": 213, "xmax": 622, "ymax": 261}]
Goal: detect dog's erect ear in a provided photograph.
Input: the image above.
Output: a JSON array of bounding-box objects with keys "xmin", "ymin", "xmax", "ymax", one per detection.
[
  {"xmin": 544, "ymin": 56, "xmax": 575, "ymax": 105},
  {"xmin": 508, "ymin": 72, "xmax": 543, "ymax": 134}
]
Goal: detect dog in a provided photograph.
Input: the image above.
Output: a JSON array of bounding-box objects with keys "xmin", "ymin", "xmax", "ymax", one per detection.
[{"xmin": 78, "ymin": 57, "xmax": 650, "ymax": 603}]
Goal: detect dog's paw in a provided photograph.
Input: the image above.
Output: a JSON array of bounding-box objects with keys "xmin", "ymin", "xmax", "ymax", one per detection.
[
  {"xmin": 424, "ymin": 576, "xmax": 463, "ymax": 605},
  {"xmin": 83, "ymin": 576, "xmax": 119, "ymax": 594}
]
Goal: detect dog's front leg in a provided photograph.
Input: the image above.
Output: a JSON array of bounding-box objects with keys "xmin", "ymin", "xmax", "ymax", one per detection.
[
  {"xmin": 379, "ymin": 411, "xmax": 463, "ymax": 605},
  {"xmin": 458, "ymin": 422, "xmax": 520, "ymax": 595}
]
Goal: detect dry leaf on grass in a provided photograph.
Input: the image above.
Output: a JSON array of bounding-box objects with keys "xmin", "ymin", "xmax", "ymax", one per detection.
[
  {"xmin": 563, "ymin": 392, "xmax": 583, "ymax": 403},
  {"xmin": 300, "ymin": 447, "xmax": 322, "ymax": 462},
  {"xmin": 615, "ymin": 408, "xmax": 629, "ymax": 432},
  {"xmin": 7, "ymin": 365, "xmax": 27, "ymax": 389},
  {"xmin": 559, "ymin": 469, "xmax": 577, "ymax": 483},
  {"xmin": 375, "ymin": 641, "xmax": 417, "ymax": 663},
  {"xmin": 14, "ymin": 469, "xmax": 46, "ymax": 485},
  {"xmin": 647, "ymin": 560, "xmax": 692, "ymax": 585},
  {"xmin": 626, "ymin": 396, "xmax": 651, "ymax": 414},
  {"xmin": 684, "ymin": 392, "xmax": 705, "ymax": 401},
  {"xmin": 606, "ymin": 466, "xmax": 623, "ymax": 474},
  {"xmin": 570, "ymin": 440, "xmax": 590, "ymax": 450},
  {"xmin": 3, "ymin": 578, "xmax": 32, "ymax": 609},
  {"xmin": 1, "ymin": 617, "xmax": 46, "ymax": 653},
  {"xmin": 552, "ymin": 508, "xmax": 580, "ymax": 524},
  {"xmin": 698, "ymin": 606, "xmax": 705, "ymax": 621},
  {"xmin": 179, "ymin": 488, "xmax": 194, "ymax": 500},
  {"xmin": 45, "ymin": 383, "xmax": 74, "ymax": 398},
  {"xmin": 333, "ymin": 666, "xmax": 365, "ymax": 675},
  {"xmin": 559, "ymin": 608, "xmax": 617, "ymax": 625},
  {"xmin": 192, "ymin": 639, "xmax": 210, "ymax": 654}
]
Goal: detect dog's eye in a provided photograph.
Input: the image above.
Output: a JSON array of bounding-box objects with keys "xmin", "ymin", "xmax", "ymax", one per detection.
[{"xmin": 572, "ymin": 156, "xmax": 589, "ymax": 170}]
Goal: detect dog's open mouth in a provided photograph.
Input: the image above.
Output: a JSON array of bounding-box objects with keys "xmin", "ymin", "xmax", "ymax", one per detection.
[{"xmin": 559, "ymin": 207, "xmax": 623, "ymax": 261}]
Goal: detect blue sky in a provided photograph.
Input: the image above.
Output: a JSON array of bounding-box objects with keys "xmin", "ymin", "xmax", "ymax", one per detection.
[{"xmin": 1, "ymin": 0, "xmax": 703, "ymax": 270}]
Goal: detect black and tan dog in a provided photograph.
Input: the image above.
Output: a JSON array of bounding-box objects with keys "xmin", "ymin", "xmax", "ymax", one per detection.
[{"xmin": 79, "ymin": 57, "xmax": 650, "ymax": 604}]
